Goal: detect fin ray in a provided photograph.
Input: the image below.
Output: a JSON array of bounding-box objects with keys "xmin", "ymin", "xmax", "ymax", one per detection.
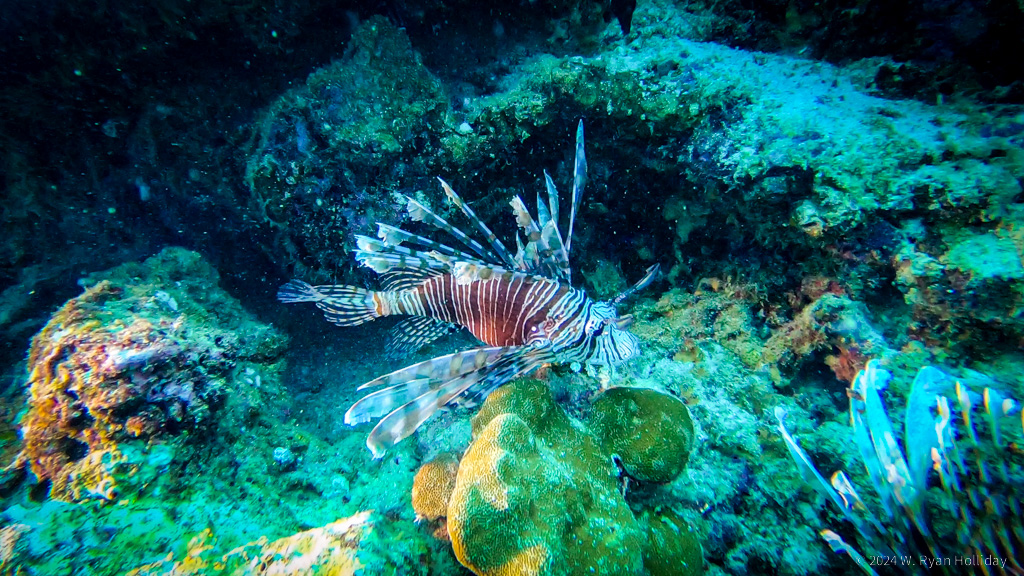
[
  {"xmin": 405, "ymin": 195, "xmax": 501, "ymax": 265},
  {"xmin": 566, "ymin": 120, "xmax": 587, "ymax": 255},
  {"xmin": 384, "ymin": 317, "xmax": 458, "ymax": 360},
  {"xmin": 438, "ymin": 178, "xmax": 518, "ymax": 270},
  {"xmin": 362, "ymin": 346, "xmax": 553, "ymax": 458},
  {"xmin": 352, "ymin": 347, "xmax": 510, "ymax": 393},
  {"xmin": 277, "ymin": 280, "xmax": 379, "ymax": 326}
]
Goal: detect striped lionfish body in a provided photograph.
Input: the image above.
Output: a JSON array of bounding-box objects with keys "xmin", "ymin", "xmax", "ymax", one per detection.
[{"xmin": 279, "ymin": 121, "xmax": 658, "ymax": 457}]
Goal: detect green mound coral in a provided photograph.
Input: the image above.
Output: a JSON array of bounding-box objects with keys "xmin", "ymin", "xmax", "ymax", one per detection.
[
  {"xmin": 586, "ymin": 387, "xmax": 695, "ymax": 484},
  {"xmin": 638, "ymin": 509, "xmax": 704, "ymax": 576},
  {"xmin": 449, "ymin": 379, "xmax": 644, "ymax": 576},
  {"xmin": 447, "ymin": 379, "xmax": 703, "ymax": 576}
]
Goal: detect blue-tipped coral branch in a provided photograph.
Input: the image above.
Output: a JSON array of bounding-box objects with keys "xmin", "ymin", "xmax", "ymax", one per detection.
[{"xmin": 776, "ymin": 360, "xmax": 1023, "ymax": 575}]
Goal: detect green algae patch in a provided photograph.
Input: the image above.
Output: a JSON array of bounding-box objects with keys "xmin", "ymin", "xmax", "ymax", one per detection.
[
  {"xmin": 586, "ymin": 387, "xmax": 695, "ymax": 484},
  {"xmin": 943, "ymin": 231, "xmax": 1024, "ymax": 280}
]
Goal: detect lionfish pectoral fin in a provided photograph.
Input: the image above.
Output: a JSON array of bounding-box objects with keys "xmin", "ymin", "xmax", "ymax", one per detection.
[
  {"xmin": 344, "ymin": 378, "xmax": 433, "ymax": 425},
  {"xmin": 355, "ymin": 347, "xmax": 510, "ymax": 392},
  {"xmin": 383, "ymin": 317, "xmax": 457, "ymax": 361},
  {"xmin": 449, "ymin": 346, "xmax": 554, "ymax": 410},
  {"xmin": 364, "ymin": 374, "xmax": 479, "ymax": 459},
  {"xmin": 277, "ymin": 280, "xmax": 380, "ymax": 327},
  {"xmin": 359, "ymin": 345, "xmax": 553, "ymax": 458}
]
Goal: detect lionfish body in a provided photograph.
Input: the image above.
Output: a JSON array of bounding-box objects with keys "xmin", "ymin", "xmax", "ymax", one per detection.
[{"xmin": 279, "ymin": 122, "xmax": 656, "ymax": 457}]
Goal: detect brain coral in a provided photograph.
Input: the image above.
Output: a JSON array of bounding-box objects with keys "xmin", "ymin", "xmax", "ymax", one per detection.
[
  {"xmin": 585, "ymin": 387, "xmax": 695, "ymax": 484},
  {"xmin": 412, "ymin": 452, "xmax": 460, "ymax": 523},
  {"xmin": 448, "ymin": 379, "xmax": 645, "ymax": 576},
  {"xmin": 412, "ymin": 452, "xmax": 460, "ymax": 540}
]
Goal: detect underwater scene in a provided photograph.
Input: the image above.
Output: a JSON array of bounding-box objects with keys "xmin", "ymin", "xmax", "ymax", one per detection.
[{"xmin": 1, "ymin": 0, "xmax": 1023, "ymax": 574}]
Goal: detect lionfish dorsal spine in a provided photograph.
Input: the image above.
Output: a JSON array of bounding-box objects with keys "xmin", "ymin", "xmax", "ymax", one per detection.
[
  {"xmin": 375, "ymin": 223, "xmax": 472, "ymax": 262},
  {"xmin": 566, "ymin": 119, "xmax": 587, "ymax": 255},
  {"xmin": 543, "ymin": 170, "xmax": 560, "ymax": 229},
  {"xmin": 437, "ymin": 178, "xmax": 518, "ymax": 269},
  {"xmin": 540, "ymin": 171, "xmax": 570, "ymax": 278},
  {"xmin": 403, "ymin": 194, "xmax": 500, "ymax": 265}
]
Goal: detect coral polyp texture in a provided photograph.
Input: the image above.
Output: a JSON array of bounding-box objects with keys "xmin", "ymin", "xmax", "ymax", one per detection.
[
  {"xmin": 445, "ymin": 379, "xmax": 702, "ymax": 576},
  {"xmin": 412, "ymin": 452, "xmax": 461, "ymax": 540},
  {"xmin": 638, "ymin": 509, "xmax": 704, "ymax": 576},
  {"xmin": 586, "ymin": 387, "xmax": 695, "ymax": 484},
  {"xmin": 15, "ymin": 247, "xmax": 288, "ymax": 503},
  {"xmin": 449, "ymin": 379, "xmax": 645, "ymax": 576}
]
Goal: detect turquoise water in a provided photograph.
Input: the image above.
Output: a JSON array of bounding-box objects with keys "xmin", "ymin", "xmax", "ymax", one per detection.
[{"xmin": 0, "ymin": 1, "xmax": 1022, "ymax": 574}]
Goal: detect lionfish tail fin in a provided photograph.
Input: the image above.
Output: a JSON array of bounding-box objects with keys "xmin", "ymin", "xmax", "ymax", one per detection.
[
  {"xmin": 278, "ymin": 279, "xmax": 380, "ymax": 327},
  {"xmin": 277, "ymin": 279, "xmax": 323, "ymax": 303}
]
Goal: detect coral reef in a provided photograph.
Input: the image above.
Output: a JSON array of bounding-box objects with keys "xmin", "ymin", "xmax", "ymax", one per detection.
[
  {"xmin": 124, "ymin": 511, "xmax": 432, "ymax": 576},
  {"xmin": 3, "ymin": 0, "xmax": 1024, "ymax": 575},
  {"xmin": 15, "ymin": 247, "xmax": 287, "ymax": 503},
  {"xmin": 628, "ymin": 293, "xmax": 849, "ymax": 575},
  {"xmin": 762, "ymin": 291, "xmax": 891, "ymax": 383},
  {"xmin": 244, "ymin": 16, "xmax": 448, "ymax": 279},
  {"xmin": 680, "ymin": 0, "xmax": 1024, "ymax": 102},
  {"xmin": 0, "ymin": 248, "xmax": 471, "ymax": 576}
]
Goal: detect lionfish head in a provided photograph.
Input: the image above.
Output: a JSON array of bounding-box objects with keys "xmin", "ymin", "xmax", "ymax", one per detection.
[{"xmin": 584, "ymin": 301, "xmax": 641, "ymax": 366}]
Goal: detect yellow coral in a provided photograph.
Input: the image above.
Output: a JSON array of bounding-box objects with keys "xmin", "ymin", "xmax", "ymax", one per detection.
[
  {"xmin": 411, "ymin": 452, "xmax": 460, "ymax": 522},
  {"xmin": 50, "ymin": 447, "xmax": 131, "ymax": 502}
]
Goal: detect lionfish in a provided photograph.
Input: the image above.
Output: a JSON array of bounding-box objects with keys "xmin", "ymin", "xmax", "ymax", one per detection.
[{"xmin": 278, "ymin": 121, "xmax": 658, "ymax": 458}]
